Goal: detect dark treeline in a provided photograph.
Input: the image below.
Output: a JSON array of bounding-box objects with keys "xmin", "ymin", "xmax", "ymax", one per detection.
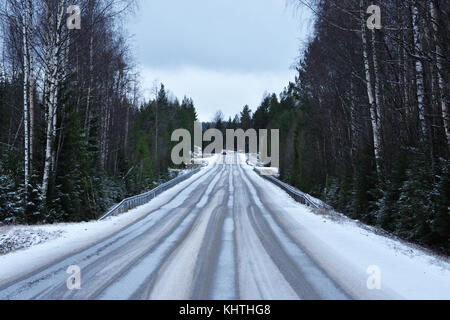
[
  {"xmin": 211, "ymin": 0, "xmax": 449, "ymax": 253},
  {"xmin": 130, "ymin": 86, "xmax": 197, "ymax": 196},
  {"xmin": 0, "ymin": 0, "xmax": 197, "ymax": 224}
]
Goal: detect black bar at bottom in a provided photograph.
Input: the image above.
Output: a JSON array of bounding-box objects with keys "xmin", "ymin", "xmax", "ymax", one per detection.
[{"xmin": 0, "ymin": 300, "xmax": 445, "ymax": 319}]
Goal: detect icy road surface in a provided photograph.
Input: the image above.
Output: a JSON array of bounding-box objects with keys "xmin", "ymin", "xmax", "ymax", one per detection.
[{"xmin": 0, "ymin": 152, "xmax": 449, "ymax": 300}]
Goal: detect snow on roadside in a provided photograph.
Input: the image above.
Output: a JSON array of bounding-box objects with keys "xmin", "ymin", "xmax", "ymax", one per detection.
[
  {"xmin": 244, "ymin": 160, "xmax": 450, "ymax": 300},
  {"xmin": 0, "ymin": 227, "xmax": 64, "ymax": 256},
  {"xmin": 254, "ymin": 167, "xmax": 279, "ymax": 176},
  {"xmin": 0, "ymin": 155, "xmax": 219, "ymax": 287}
]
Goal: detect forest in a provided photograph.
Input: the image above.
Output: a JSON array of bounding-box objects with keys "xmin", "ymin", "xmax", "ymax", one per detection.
[
  {"xmin": 210, "ymin": 0, "xmax": 449, "ymax": 253},
  {"xmin": 287, "ymin": 0, "xmax": 449, "ymax": 254},
  {"xmin": 0, "ymin": 0, "xmax": 197, "ymax": 224},
  {"xmin": 0, "ymin": 0, "xmax": 448, "ymax": 254}
]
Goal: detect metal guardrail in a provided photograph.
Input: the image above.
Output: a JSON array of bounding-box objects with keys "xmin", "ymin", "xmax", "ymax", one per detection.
[
  {"xmin": 254, "ymin": 168, "xmax": 320, "ymax": 209},
  {"xmin": 99, "ymin": 168, "xmax": 201, "ymax": 221}
]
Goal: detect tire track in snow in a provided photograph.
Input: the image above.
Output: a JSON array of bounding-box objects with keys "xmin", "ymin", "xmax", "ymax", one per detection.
[
  {"xmin": 210, "ymin": 161, "xmax": 238, "ymax": 300},
  {"xmin": 233, "ymin": 162, "xmax": 299, "ymax": 300},
  {"xmin": 143, "ymin": 164, "xmax": 228, "ymax": 299},
  {"xmin": 239, "ymin": 163, "xmax": 350, "ymax": 300},
  {"xmin": 52, "ymin": 164, "xmax": 225, "ymax": 300},
  {"xmin": 0, "ymin": 164, "xmax": 221, "ymax": 300},
  {"xmin": 120, "ymin": 164, "xmax": 228, "ymax": 300}
]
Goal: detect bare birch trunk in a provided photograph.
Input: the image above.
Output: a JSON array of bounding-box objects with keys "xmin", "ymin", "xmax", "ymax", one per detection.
[
  {"xmin": 402, "ymin": 39, "xmax": 410, "ymax": 118},
  {"xmin": 42, "ymin": 0, "xmax": 66, "ymax": 199},
  {"xmin": 371, "ymin": 28, "xmax": 384, "ymax": 151},
  {"xmin": 28, "ymin": 0, "xmax": 34, "ymax": 171},
  {"xmin": 350, "ymin": 78, "xmax": 357, "ymax": 159},
  {"xmin": 360, "ymin": 0, "xmax": 381, "ymax": 175},
  {"xmin": 85, "ymin": 34, "xmax": 94, "ymax": 135},
  {"xmin": 21, "ymin": 0, "xmax": 29, "ymax": 193},
  {"xmin": 413, "ymin": 5, "xmax": 427, "ymax": 138}
]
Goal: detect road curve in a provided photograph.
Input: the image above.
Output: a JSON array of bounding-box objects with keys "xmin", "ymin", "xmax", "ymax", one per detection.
[{"xmin": 0, "ymin": 153, "xmax": 350, "ymax": 300}]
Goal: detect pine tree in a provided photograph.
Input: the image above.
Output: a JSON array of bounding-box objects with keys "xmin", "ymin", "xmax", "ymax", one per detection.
[{"xmin": 240, "ymin": 105, "xmax": 253, "ymax": 131}]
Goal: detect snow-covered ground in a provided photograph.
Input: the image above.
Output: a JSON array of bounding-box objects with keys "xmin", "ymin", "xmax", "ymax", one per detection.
[
  {"xmin": 0, "ymin": 155, "xmax": 220, "ymax": 287},
  {"xmin": 0, "ymin": 152, "xmax": 448, "ymax": 300},
  {"xmin": 253, "ymin": 167, "xmax": 279, "ymax": 176},
  {"xmin": 239, "ymin": 153, "xmax": 450, "ymax": 300},
  {"xmin": 0, "ymin": 227, "xmax": 64, "ymax": 256}
]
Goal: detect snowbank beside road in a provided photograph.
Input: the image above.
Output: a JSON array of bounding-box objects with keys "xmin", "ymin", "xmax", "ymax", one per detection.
[
  {"xmin": 0, "ymin": 227, "xmax": 63, "ymax": 256},
  {"xmin": 243, "ymin": 161, "xmax": 450, "ymax": 300},
  {"xmin": 254, "ymin": 167, "xmax": 279, "ymax": 176}
]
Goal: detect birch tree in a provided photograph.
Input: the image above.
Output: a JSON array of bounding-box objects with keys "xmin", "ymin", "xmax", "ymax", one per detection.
[
  {"xmin": 21, "ymin": 0, "xmax": 30, "ymax": 193},
  {"xmin": 41, "ymin": 0, "xmax": 67, "ymax": 199},
  {"xmin": 360, "ymin": 0, "xmax": 382, "ymax": 175},
  {"xmin": 412, "ymin": 4, "xmax": 427, "ymax": 138}
]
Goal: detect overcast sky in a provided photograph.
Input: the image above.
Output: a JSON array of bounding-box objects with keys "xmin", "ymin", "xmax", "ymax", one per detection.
[{"xmin": 126, "ymin": 0, "xmax": 313, "ymax": 122}]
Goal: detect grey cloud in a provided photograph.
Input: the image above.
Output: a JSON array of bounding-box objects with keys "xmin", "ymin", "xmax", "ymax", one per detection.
[{"xmin": 128, "ymin": 0, "xmax": 308, "ymax": 72}]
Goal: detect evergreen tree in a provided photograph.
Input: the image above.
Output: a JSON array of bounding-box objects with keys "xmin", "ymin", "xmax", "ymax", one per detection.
[{"xmin": 240, "ymin": 105, "xmax": 253, "ymax": 131}]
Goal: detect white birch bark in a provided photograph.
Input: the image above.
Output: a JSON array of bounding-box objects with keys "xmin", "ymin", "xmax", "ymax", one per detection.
[
  {"xmin": 371, "ymin": 29, "xmax": 383, "ymax": 128},
  {"xmin": 402, "ymin": 39, "xmax": 410, "ymax": 118},
  {"xmin": 413, "ymin": 5, "xmax": 427, "ymax": 137},
  {"xmin": 349, "ymin": 78, "xmax": 357, "ymax": 159},
  {"xmin": 42, "ymin": 0, "xmax": 67, "ymax": 199},
  {"xmin": 28, "ymin": 0, "xmax": 34, "ymax": 171},
  {"xmin": 21, "ymin": 0, "xmax": 29, "ymax": 192},
  {"xmin": 85, "ymin": 33, "xmax": 94, "ymax": 135},
  {"xmin": 360, "ymin": 0, "xmax": 382, "ymax": 175}
]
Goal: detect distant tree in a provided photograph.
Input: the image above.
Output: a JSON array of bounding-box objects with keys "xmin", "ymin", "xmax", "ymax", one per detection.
[{"xmin": 240, "ymin": 105, "xmax": 253, "ymax": 130}]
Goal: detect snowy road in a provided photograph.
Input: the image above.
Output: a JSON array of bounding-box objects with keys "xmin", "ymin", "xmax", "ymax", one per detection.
[
  {"xmin": 2, "ymin": 152, "xmax": 449, "ymax": 300},
  {"xmin": 0, "ymin": 153, "xmax": 351, "ymax": 300}
]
